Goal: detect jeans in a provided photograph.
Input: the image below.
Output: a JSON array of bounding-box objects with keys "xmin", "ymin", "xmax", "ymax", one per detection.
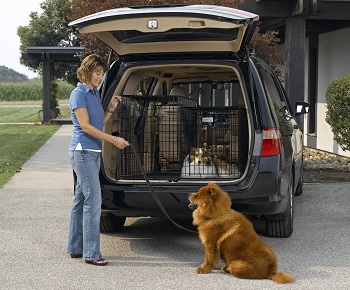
[{"xmin": 67, "ymin": 150, "xmax": 102, "ymax": 260}]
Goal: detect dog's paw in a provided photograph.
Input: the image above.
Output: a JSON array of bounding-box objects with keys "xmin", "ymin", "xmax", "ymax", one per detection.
[
  {"xmin": 196, "ymin": 267, "xmax": 211, "ymax": 274},
  {"xmin": 221, "ymin": 265, "xmax": 229, "ymax": 273}
]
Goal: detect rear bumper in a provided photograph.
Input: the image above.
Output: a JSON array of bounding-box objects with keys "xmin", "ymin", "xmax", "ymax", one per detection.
[{"xmin": 101, "ymin": 171, "xmax": 288, "ymax": 218}]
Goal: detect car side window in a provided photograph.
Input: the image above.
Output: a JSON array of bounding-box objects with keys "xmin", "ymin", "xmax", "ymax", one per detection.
[
  {"xmin": 269, "ymin": 70, "xmax": 293, "ymax": 114},
  {"xmin": 258, "ymin": 66, "xmax": 283, "ymax": 109},
  {"xmin": 257, "ymin": 64, "xmax": 294, "ymax": 139},
  {"xmin": 257, "ymin": 65, "xmax": 292, "ymax": 118}
]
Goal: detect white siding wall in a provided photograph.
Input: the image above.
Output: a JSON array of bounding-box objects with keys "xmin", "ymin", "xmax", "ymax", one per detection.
[
  {"xmin": 267, "ymin": 28, "xmax": 350, "ymax": 156},
  {"xmin": 317, "ymin": 27, "xmax": 350, "ymax": 156}
]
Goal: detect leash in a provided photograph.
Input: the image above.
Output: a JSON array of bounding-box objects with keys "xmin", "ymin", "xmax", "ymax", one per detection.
[{"xmin": 129, "ymin": 143, "xmax": 198, "ymax": 234}]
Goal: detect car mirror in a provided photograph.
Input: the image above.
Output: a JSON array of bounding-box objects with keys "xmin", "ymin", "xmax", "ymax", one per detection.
[{"xmin": 295, "ymin": 101, "xmax": 310, "ymax": 116}]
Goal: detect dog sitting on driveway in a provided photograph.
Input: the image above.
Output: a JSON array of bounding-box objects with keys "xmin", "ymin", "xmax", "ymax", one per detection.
[{"xmin": 188, "ymin": 182, "xmax": 294, "ymax": 284}]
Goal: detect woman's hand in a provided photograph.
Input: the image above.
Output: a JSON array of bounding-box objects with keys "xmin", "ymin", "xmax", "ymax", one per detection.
[
  {"xmin": 107, "ymin": 95, "xmax": 121, "ymax": 112},
  {"xmin": 112, "ymin": 136, "xmax": 129, "ymax": 149}
]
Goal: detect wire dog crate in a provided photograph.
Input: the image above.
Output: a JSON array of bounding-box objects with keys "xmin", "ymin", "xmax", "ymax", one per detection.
[{"xmin": 112, "ymin": 95, "xmax": 248, "ymax": 180}]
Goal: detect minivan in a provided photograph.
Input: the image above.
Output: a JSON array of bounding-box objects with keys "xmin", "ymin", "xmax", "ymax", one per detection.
[{"xmin": 69, "ymin": 5, "xmax": 309, "ymax": 237}]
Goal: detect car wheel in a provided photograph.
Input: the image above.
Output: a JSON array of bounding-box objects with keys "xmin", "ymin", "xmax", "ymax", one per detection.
[
  {"xmin": 265, "ymin": 175, "xmax": 294, "ymax": 238},
  {"xmin": 100, "ymin": 214, "xmax": 126, "ymax": 233},
  {"xmin": 294, "ymin": 169, "xmax": 303, "ymax": 196}
]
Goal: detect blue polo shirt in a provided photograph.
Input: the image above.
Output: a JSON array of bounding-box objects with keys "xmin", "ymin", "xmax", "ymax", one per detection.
[{"xmin": 69, "ymin": 82, "xmax": 104, "ymax": 151}]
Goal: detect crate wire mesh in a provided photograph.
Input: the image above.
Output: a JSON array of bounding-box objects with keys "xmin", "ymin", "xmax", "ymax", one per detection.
[
  {"xmin": 113, "ymin": 95, "xmax": 248, "ymax": 180},
  {"xmin": 180, "ymin": 106, "xmax": 248, "ymax": 178}
]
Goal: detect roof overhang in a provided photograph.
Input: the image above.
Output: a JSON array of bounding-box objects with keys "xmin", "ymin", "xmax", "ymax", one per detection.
[{"xmin": 21, "ymin": 47, "xmax": 84, "ymax": 62}]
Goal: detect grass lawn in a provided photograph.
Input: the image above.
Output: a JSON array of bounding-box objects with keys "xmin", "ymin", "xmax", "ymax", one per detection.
[
  {"xmin": 0, "ymin": 100, "xmax": 71, "ymax": 187},
  {"xmin": 0, "ymin": 124, "xmax": 61, "ymax": 187},
  {"xmin": 0, "ymin": 102, "xmax": 70, "ymax": 123}
]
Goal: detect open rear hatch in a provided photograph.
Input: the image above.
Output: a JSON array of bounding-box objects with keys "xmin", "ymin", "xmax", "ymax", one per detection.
[
  {"xmin": 69, "ymin": 5, "xmax": 259, "ymax": 56},
  {"xmin": 70, "ymin": 5, "xmax": 255, "ymax": 182}
]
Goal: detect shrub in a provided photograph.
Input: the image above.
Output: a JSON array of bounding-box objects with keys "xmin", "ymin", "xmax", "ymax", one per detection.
[
  {"xmin": 325, "ymin": 75, "xmax": 350, "ymax": 152},
  {"xmin": 37, "ymin": 82, "xmax": 66, "ymax": 120},
  {"xmin": 49, "ymin": 82, "xmax": 60, "ymax": 118}
]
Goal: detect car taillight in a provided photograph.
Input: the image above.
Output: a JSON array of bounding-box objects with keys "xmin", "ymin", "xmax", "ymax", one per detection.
[{"xmin": 261, "ymin": 128, "xmax": 282, "ymax": 156}]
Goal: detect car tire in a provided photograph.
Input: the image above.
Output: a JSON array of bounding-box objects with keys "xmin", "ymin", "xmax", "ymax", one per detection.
[
  {"xmin": 265, "ymin": 175, "xmax": 294, "ymax": 238},
  {"xmin": 100, "ymin": 214, "xmax": 126, "ymax": 233}
]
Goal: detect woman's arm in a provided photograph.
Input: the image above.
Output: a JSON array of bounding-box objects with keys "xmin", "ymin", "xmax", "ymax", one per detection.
[{"xmin": 74, "ymin": 107, "xmax": 128, "ymax": 149}]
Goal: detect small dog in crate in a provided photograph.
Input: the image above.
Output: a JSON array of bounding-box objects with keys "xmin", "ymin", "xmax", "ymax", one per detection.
[
  {"xmin": 190, "ymin": 147, "xmax": 210, "ymax": 165},
  {"xmin": 181, "ymin": 147, "xmax": 217, "ymax": 177},
  {"xmin": 212, "ymin": 157, "xmax": 233, "ymax": 176},
  {"xmin": 209, "ymin": 145, "xmax": 240, "ymax": 177}
]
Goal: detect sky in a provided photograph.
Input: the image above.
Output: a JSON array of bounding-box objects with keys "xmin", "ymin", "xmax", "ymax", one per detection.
[{"xmin": 0, "ymin": 0, "xmax": 44, "ymax": 79}]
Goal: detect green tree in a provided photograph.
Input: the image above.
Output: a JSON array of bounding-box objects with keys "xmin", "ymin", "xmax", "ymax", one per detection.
[
  {"xmin": 0, "ymin": 66, "xmax": 29, "ymax": 82},
  {"xmin": 325, "ymin": 76, "xmax": 350, "ymax": 152},
  {"xmin": 18, "ymin": 0, "xmax": 80, "ymax": 84}
]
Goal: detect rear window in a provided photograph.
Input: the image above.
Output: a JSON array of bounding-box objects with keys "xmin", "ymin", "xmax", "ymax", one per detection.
[
  {"xmin": 110, "ymin": 27, "xmax": 239, "ymax": 43},
  {"xmin": 173, "ymin": 81, "xmax": 242, "ymax": 107}
]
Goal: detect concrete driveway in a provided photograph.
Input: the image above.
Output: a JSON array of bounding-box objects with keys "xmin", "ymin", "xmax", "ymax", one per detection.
[{"xmin": 0, "ymin": 125, "xmax": 349, "ymax": 289}]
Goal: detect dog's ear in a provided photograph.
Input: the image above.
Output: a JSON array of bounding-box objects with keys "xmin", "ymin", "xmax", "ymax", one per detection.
[
  {"xmin": 209, "ymin": 182, "xmax": 224, "ymax": 197},
  {"xmin": 208, "ymin": 183, "xmax": 218, "ymax": 199}
]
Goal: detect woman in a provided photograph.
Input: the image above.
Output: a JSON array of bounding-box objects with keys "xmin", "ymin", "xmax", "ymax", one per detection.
[{"xmin": 67, "ymin": 54, "xmax": 128, "ymax": 266}]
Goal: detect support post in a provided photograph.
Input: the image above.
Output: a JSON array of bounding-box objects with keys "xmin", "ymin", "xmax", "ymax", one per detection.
[
  {"xmin": 285, "ymin": 16, "xmax": 305, "ymax": 126},
  {"xmin": 42, "ymin": 59, "xmax": 54, "ymax": 123}
]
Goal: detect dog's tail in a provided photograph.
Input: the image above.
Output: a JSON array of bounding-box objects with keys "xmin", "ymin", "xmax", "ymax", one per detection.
[{"xmin": 271, "ymin": 272, "xmax": 295, "ymax": 284}]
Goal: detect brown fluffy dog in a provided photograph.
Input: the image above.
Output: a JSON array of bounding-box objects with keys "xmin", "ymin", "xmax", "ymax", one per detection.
[{"xmin": 188, "ymin": 183, "xmax": 294, "ymax": 284}]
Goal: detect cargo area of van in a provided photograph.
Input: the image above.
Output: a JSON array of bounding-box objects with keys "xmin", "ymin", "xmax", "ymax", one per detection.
[{"xmin": 102, "ymin": 92, "xmax": 249, "ymax": 182}]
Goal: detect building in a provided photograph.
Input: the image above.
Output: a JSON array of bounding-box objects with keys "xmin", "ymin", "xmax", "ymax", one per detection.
[{"xmin": 241, "ymin": 0, "xmax": 350, "ymax": 157}]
